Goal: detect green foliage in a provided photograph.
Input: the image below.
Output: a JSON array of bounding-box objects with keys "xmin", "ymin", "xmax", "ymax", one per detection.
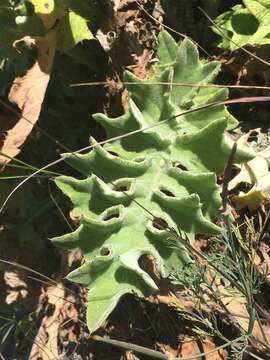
[
  {"xmin": 213, "ymin": 0, "xmax": 270, "ymax": 50},
  {"xmin": 0, "ymin": 0, "xmax": 96, "ymax": 93},
  {"xmin": 171, "ymin": 219, "xmax": 267, "ymax": 352},
  {"xmin": 0, "ymin": 1, "xmax": 43, "ymax": 93},
  {"xmin": 0, "ymin": 1, "xmax": 44, "ymax": 63},
  {"xmin": 52, "ymin": 31, "xmax": 253, "ymax": 333},
  {"xmin": 58, "ymin": 10, "xmax": 93, "ymax": 50}
]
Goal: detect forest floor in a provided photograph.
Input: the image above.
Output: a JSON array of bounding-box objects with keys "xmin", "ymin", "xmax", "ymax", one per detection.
[{"xmin": 1, "ymin": 1, "xmax": 270, "ymax": 359}]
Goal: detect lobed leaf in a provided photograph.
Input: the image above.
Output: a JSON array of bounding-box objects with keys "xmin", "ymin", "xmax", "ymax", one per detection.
[
  {"xmin": 52, "ymin": 31, "xmax": 253, "ymax": 333},
  {"xmin": 213, "ymin": 0, "xmax": 270, "ymax": 50}
]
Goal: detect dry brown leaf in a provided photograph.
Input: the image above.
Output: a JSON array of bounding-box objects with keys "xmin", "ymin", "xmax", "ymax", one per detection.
[
  {"xmin": 4, "ymin": 270, "xmax": 28, "ymax": 305},
  {"xmin": 29, "ymin": 283, "xmax": 79, "ymax": 360},
  {"xmin": 229, "ymin": 156, "xmax": 270, "ymax": 210},
  {"xmin": 0, "ymin": 30, "xmax": 57, "ymax": 167},
  {"xmin": 213, "ymin": 278, "xmax": 270, "ymax": 345},
  {"xmin": 177, "ymin": 338, "xmax": 227, "ymax": 360},
  {"xmin": 29, "ymin": 284, "xmax": 65, "ymax": 360},
  {"xmin": 126, "ymin": 48, "xmax": 154, "ymax": 79},
  {"xmin": 229, "ymin": 130, "xmax": 270, "ymax": 210},
  {"xmin": 125, "ymin": 350, "xmax": 140, "ymax": 360}
]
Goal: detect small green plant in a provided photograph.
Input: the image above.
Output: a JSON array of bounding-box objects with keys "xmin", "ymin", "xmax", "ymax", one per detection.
[
  {"xmin": 0, "ymin": 0, "xmax": 98, "ymax": 94},
  {"xmin": 170, "ymin": 216, "xmax": 270, "ymax": 357},
  {"xmin": 52, "ymin": 30, "xmax": 254, "ymax": 333},
  {"xmin": 213, "ymin": 0, "xmax": 270, "ymax": 50}
]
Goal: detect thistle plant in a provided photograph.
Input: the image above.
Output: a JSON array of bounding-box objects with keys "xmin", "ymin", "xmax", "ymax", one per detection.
[{"xmin": 52, "ymin": 31, "xmax": 253, "ymax": 333}]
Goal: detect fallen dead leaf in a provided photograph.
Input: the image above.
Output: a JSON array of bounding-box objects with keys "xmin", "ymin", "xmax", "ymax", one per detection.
[
  {"xmin": 0, "ymin": 30, "xmax": 57, "ymax": 168},
  {"xmin": 229, "ymin": 130, "xmax": 270, "ymax": 210},
  {"xmin": 4, "ymin": 270, "xmax": 28, "ymax": 305},
  {"xmin": 229, "ymin": 156, "xmax": 270, "ymax": 210},
  {"xmin": 29, "ymin": 284, "xmax": 65, "ymax": 360},
  {"xmin": 171, "ymin": 337, "xmax": 227, "ymax": 360},
  {"xmin": 213, "ymin": 277, "xmax": 270, "ymax": 346},
  {"xmin": 126, "ymin": 48, "xmax": 155, "ymax": 79},
  {"xmin": 125, "ymin": 350, "xmax": 140, "ymax": 360},
  {"xmin": 29, "ymin": 282, "xmax": 79, "ymax": 360}
]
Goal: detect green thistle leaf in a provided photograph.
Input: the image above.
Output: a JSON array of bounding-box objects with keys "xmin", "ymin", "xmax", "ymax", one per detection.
[{"xmin": 52, "ymin": 31, "xmax": 253, "ymax": 333}]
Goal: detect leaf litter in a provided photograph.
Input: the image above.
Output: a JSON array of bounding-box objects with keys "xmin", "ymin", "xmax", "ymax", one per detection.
[
  {"xmin": 0, "ymin": 30, "xmax": 57, "ymax": 168},
  {"xmin": 229, "ymin": 129, "xmax": 270, "ymax": 210},
  {"xmin": 2, "ymin": 1, "xmax": 270, "ymax": 359}
]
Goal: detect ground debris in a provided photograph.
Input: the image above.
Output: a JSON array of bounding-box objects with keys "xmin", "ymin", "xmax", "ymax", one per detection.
[
  {"xmin": 0, "ymin": 30, "xmax": 57, "ymax": 168},
  {"xmin": 29, "ymin": 283, "xmax": 79, "ymax": 360}
]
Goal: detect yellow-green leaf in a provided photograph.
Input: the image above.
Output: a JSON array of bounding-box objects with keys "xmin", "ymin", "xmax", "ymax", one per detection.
[
  {"xmin": 31, "ymin": 0, "xmax": 57, "ymax": 29},
  {"xmin": 58, "ymin": 11, "xmax": 93, "ymax": 51}
]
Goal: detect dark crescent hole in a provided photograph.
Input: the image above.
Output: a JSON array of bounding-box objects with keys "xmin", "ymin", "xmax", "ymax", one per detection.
[
  {"xmin": 135, "ymin": 157, "xmax": 145, "ymax": 163},
  {"xmin": 173, "ymin": 162, "xmax": 188, "ymax": 171},
  {"xmin": 153, "ymin": 217, "xmax": 168, "ymax": 230},
  {"xmin": 103, "ymin": 210, "xmax": 119, "ymax": 221},
  {"xmin": 137, "ymin": 254, "xmax": 154, "ymax": 274},
  {"xmin": 138, "ymin": 254, "xmax": 148, "ymax": 271},
  {"xmin": 108, "ymin": 151, "xmax": 119, "ymax": 157},
  {"xmin": 114, "ymin": 185, "xmax": 130, "ymax": 192},
  {"xmin": 177, "ymin": 164, "xmax": 187, "ymax": 171},
  {"xmin": 100, "ymin": 247, "xmax": 110, "ymax": 256},
  {"xmin": 112, "ymin": 180, "xmax": 131, "ymax": 192},
  {"xmin": 160, "ymin": 188, "xmax": 175, "ymax": 197}
]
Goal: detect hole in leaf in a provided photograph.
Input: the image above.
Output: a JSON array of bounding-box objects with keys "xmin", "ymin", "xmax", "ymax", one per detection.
[
  {"xmin": 102, "ymin": 208, "xmax": 120, "ymax": 221},
  {"xmin": 173, "ymin": 162, "xmax": 187, "ymax": 171},
  {"xmin": 134, "ymin": 157, "xmax": 145, "ymax": 163},
  {"xmin": 100, "ymin": 246, "xmax": 110, "ymax": 256},
  {"xmin": 160, "ymin": 188, "xmax": 175, "ymax": 197},
  {"xmin": 113, "ymin": 184, "xmax": 130, "ymax": 192},
  {"xmin": 247, "ymin": 130, "xmax": 259, "ymax": 143},
  {"xmin": 138, "ymin": 254, "xmax": 148, "ymax": 272},
  {"xmin": 182, "ymin": 100, "xmax": 193, "ymax": 110},
  {"xmin": 112, "ymin": 179, "xmax": 132, "ymax": 192},
  {"xmin": 138, "ymin": 254, "xmax": 157, "ymax": 281},
  {"xmin": 108, "ymin": 151, "xmax": 119, "ymax": 157},
  {"xmin": 152, "ymin": 217, "xmax": 168, "ymax": 230},
  {"xmin": 231, "ymin": 13, "xmax": 259, "ymax": 35}
]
